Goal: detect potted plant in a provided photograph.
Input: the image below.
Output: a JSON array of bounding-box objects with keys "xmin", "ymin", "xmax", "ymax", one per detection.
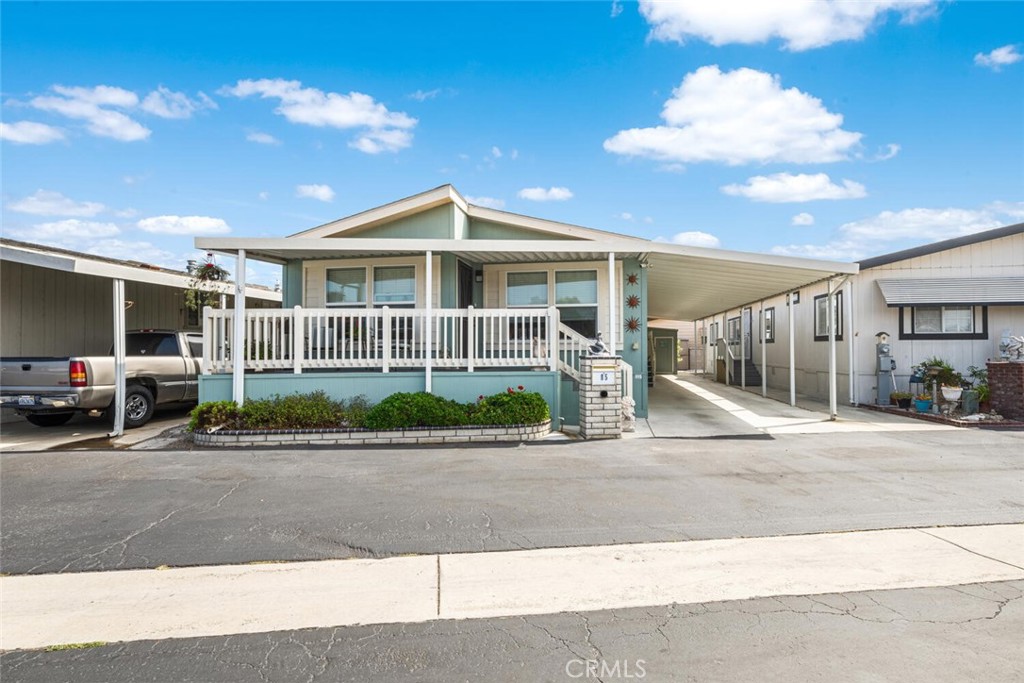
[
  {"xmin": 891, "ymin": 391, "xmax": 913, "ymax": 409},
  {"xmin": 977, "ymin": 383, "xmax": 992, "ymax": 412},
  {"xmin": 914, "ymin": 393, "xmax": 933, "ymax": 413}
]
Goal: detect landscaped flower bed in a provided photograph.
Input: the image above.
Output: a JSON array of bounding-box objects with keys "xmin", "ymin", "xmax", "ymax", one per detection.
[{"xmin": 188, "ymin": 388, "xmax": 551, "ymax": 447}]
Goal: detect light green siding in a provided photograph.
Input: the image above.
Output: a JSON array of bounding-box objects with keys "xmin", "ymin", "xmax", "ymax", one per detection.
[
  {"xmin": 344, "ymin": 204, "xmax": 453, "ymax": 239},
  {"xmin": 619, "ymin": 257, "xmax": 648, "ymax": 418},
  {"xmin": 282, "ymin": 260, "xmax": 303, "ymax": 308},
  {"xmin": 469, "ymin": 219, "xmax": 572, "ymax": 240},
  {"xmin": 198, "ymin": 370, "xmax": 560, "ymax": 424}
]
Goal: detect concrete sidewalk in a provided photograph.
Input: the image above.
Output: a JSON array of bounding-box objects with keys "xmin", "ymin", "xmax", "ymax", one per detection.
[{"xmin": 3, "ymin": 523, "xmax": 1021, "ymax": 651}]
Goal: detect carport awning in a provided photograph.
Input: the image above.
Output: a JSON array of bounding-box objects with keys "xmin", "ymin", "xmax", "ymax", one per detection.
[
  {"xmin": 197, "ymin": 237, "xmax": 857, "ymax": 321},
  {"xmin": 876, "ymin": 277, "xmax": 1024, "ymax": 307}
]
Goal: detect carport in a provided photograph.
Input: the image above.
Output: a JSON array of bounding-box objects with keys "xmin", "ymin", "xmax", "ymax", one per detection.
[{"xmin": 641, "ymin": 243, "xmax": 858, "ymax": 421}]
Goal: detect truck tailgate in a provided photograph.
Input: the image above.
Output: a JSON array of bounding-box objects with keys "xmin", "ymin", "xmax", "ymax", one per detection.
[{"xmin": 0, "ymin": 358, "xmax": 71, "ymax": 389}]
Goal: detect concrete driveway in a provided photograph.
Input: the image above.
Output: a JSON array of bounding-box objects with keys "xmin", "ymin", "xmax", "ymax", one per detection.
[{"xmin": 0, "ymin": 404, "xmax": 193, "ymax": 452}]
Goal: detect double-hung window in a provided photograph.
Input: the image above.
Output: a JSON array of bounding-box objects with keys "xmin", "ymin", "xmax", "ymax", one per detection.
[
  {"xmin": 762, "ymin": 307, "xmax": 775, "ymax": 343},
  {"xmin": 373, "ymin": 266, "xmax": 416, "ymax": 308},
  {"xmin": 326, "ymin": 267, "xmax": 367, "ymax": 307},
  {"xmin": 813, "ymin": 292, "xmax": 843, "ymax": 342},
  {"xmin": 555, "ymin": 270, "xmax": 598, "ymax": 337}
]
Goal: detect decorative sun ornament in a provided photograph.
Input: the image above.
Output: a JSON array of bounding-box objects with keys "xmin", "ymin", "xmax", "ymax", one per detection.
[
  {"xmin": 625, "ymin": 317, "xmax": 642, "ymax": 333},
  {"xmin": 626, "ymin": 294, "xmax": 641, "ymax": 309},
  {"xmin": 626, "ymin": 272, "xmax": 639, "ymax": 285}
]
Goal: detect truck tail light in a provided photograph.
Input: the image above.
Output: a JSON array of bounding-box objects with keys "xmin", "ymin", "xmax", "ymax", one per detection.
[{"xmin": 70, "ymin": 360, "xmax": 87, "ymax": 387}]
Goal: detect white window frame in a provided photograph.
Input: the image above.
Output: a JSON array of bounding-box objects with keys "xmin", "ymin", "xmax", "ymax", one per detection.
[{"xmin": 372, "ymin": 264, "xmax": 417, "ymax": 307}]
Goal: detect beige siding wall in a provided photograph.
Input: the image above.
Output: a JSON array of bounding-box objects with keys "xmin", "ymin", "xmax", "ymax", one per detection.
[
  {"xmin": 698, "ymin": 231, "xmax": 1024, "ymax": 404},
  {"xmin": 302, "ymin": 255, "xmax": 441, "ymax": 308}
]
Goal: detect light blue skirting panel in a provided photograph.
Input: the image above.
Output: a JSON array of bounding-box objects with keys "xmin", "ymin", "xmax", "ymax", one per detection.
[{"xmin": 198, "ymin": 370, "xmax": 561, "ymax": 426}]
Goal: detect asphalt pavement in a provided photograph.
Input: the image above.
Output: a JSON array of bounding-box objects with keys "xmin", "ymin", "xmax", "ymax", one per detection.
[
  {"xmin": 2, "ymin": 581, "xmax": 1021, "ymax": 682},
  {"xmin": 2, "ymin": 426, "xmax": 1023, "ymax": 575}
]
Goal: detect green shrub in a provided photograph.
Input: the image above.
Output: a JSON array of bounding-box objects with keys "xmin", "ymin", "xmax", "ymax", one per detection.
[
  {"xmin": 363, "ymin": 392, "xmax": 469, "ymax": 430},
  {"xmin": 239, "ymin": 391, "xmax": 346, "ymax": 429},
  {"xmin": 188, "ymin": 400, "xmax": 241, "ymax": 432},
  {"xmin": 342, "ymin": 395, "xmax": 371, "ymax": 428},
  {"xmin": 472, "ymin": 387, "xmax": 550, "ymax": 425}
]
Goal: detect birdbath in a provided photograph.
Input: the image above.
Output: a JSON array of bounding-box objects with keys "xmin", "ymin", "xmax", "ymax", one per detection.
[{"xmin": 926, "ymin": 366, "xmax": 942, "ymax": 414}]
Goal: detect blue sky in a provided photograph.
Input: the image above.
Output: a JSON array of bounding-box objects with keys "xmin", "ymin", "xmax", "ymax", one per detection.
[{"xmin": 2, "ymin": 1, "xmax": 1022, "ymax": 287}]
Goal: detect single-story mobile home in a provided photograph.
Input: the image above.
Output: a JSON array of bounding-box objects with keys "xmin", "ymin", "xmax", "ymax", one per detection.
[
  {"xmin": 195, "ymin": 185, "xmax": 858, "ymax": 428},
  {"xmin": 698, "ymin": 223, "xmax": 1024, "ymax": 407}
]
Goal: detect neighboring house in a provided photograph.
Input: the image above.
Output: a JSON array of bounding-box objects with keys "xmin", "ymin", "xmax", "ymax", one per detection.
[
  {"xmin": 0, "ymin": 238, "xmax": 281, "ymax": 358},
  {"xmin": 194, "ymin": 185, "xmax": 857, "ymax": 427},
  {"xmin": 697, "ymin": 223, "xmax": 1024, "ymax": 406}
]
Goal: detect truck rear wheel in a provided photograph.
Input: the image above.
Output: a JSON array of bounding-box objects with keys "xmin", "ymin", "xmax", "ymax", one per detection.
[
  {"xmin": 108, "ymin": 385, "xmax": 155, "ymax": 429},
  {"xmin": 25, "ymin": 412, "xmax": 75, "ymax": 427}
]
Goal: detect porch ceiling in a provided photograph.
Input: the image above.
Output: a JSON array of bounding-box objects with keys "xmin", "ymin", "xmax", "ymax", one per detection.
[{"xmin": 196, "ymin": 237, "xmax": 857, "ymax": 320}]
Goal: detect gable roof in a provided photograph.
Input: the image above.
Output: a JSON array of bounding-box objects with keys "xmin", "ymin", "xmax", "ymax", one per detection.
[
  {"xmin": 288, "ymin": 184, "xmax": 650, "ymax": 244},
  {"xmin": 858, "ymin": 222, "xmax": 1024, "ymax": 270}
]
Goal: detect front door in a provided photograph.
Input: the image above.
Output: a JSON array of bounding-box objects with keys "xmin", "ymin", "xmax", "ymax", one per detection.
[
  {"xmin": 457, "ymin": 262, "xmax": 474, "ymax": 357},
  {"xmin": 654, "ymin": 336, "xmax": 676, "ymax": 375}
]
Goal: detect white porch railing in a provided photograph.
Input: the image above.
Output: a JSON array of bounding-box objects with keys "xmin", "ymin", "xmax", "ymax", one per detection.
[{"xmin": 203, "ymin": 305, "xmax": 562, "ymax": 374}]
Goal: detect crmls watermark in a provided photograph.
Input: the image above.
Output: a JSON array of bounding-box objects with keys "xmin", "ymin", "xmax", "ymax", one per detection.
[{"xmin": 565, "ymin": 659, "xmax": 646, "ymax": 679}]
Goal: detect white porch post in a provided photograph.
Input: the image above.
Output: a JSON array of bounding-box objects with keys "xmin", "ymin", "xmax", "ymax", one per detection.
[
  {"xmin": 108, "ymin": 278, "xmax": 126, "ymax": 437},
  {"xmin": 467, "ymin": 305, "xmax": 476, "ymax": 372},
  {"xmin": 232, "ymin": 249, "xmax": 246, "ymax": 406},
  {"xmin": 740, "ymin": 308, "xmax": 746, "ymax": 389},
  {"xmin": 607, "ymin": 252, "xmax": 616, "ymax": 353},
  {"xmin": 788, "ymin": 292, "xmax": 796, "ymax": 407},
  {"xmin": 828, "ymin": 279, "xmax": 837, "ymax": 420},
  {"xmin": 761, "ymin": 300, "xmax": 767, "ymax": 398},
  {"xmin": 847, "ymin": 279, "xmax": 856, "ymax": 405},
  {"xmin": 425, "ymin": 250, "xmax": 433, "ymax": 393}
]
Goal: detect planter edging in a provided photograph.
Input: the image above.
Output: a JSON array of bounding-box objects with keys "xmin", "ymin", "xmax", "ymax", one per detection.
[{"xmin": 193, "ymin": 420, "xmax": 552, "ymax": 447}]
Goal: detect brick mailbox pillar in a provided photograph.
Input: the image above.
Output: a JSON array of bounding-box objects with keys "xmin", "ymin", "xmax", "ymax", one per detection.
[
  {"xmin": 579, "ymin": 356, "xmax": 623, "ymax": 440},
  {"xmin": 987, "ymin": 361, "xmax": 1024, "ymax": 421}
]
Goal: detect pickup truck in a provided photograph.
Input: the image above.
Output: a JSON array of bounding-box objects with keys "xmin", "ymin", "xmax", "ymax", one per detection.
[{"xmin": 0, "ymin": 330, "xmax": 203, "ymax": 429}]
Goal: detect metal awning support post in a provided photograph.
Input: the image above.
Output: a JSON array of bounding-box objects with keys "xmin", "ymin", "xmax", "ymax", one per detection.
[
  {"xmin": 607, "ymin": 253, "xmax": 616, "ymax": 353},
  {"xmin": 425, "ymin": 250, "xmax": 433, "ymax": 393},
  {"xmin": 827, "ymin": 275, "xmax": 850, "ymax": 421},
  {"xmin": 232, "ymin": 249, "xmax": 247, "ymax": 406},
  {"xmin": 761, "ymin": 300, "xmax": 767, "ymax": 398},
  {"xmin": 740, "ymin": 308, "xmax": 746, "ymax": 389},
  {"xmin": 108, "ymin": 278, "xmax": 126, "ymax": 437},
  {"xmin": 828, "ymin": 279, "xmax": 837, "ymax": 420},
  {"xmin": 847, "ymin": 279, "xmax": 857, "ymax": 405},
  {"xmin": 788, "ymin": 292, "xmax": 796, "ymax": 407}
]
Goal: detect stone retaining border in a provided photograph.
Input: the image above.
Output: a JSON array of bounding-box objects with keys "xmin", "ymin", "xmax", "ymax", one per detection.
[{"xmin": 193, "ymin": 420, "xmax": 552, "ymax": 447}]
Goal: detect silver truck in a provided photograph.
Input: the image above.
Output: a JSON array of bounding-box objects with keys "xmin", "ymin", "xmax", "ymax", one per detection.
[{"xmin": 0, "ymin": 330, "xmax": 203, "ymax": 428}]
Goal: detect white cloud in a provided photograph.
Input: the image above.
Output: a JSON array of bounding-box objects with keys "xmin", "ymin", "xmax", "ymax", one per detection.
[
  {"xmin": 617, "ymin": 212, "xmax": 634, "ymax": 221},
  {"xmin": 873, "ymin": 143, "xmax": 901, "ymax": 161},
  {"xmin": 517, "ymin": 186, "xmax": 574, "ymax": 202},
  {"xmin": 123, "ymin": 174, "xmax": 146, "ymax": 185},
  {"xmin": 9, "ymin": 219, "xmax": 120, "ymax": 241},
  {"xmin": 792, "ymin": 212, "xmax": 815, "ymax": 226},
  {"xmin": 258, "ymin": 191, "xmax": 270, "ymax": 201},
  {"xmin": 140, "ymin": 86, "xmax": 215, "ymax": 119},
  {"xmin": 466, "ymin": 196, "xmax": 506, "ymax": 209},
  {"xmin": 408, "ymin": 88, "xmax": 441, "ymax": 101},
  {"xmin": 771, "ymin": 204, "xmax": 1023, "ymax": 260},
  {"xmin": 639, "ymin": 0, "xmax": 937, "ymax": 51},
  {"xmin": 7, "ymin": 190, "xmax": 106, "ymax": 217},
  {"xmin": 669, "ymin": 231, "xmax": 721, "ymax": 248},
  {"xmin": 221, "ymin": 78, "xmax": 417, "ymax": 153},
  {"xmin": 30, "ymin": 85, "xmax": 151, "ymax": 141},
  {"xmin": 510, "ymin": 149, "xmax": 519, "ymax": 160},
  {"xmin": 113, "ymin": 208, "xmax": 138, "ymax": 218},
  {"xmin": 491, "ymin": 146, "xmax": 503, "ymax": 159},
  {"xmin": 644, "ymin": 216, "xmax": 654, "ymax": 224},
  {"xmin": 0, "ymin": 121, "xmax": 65, "ymax": 144},
  {"xmin": 246, "ymin": 131, "xmax": 281, "ymax": 145},
  {"xmin": 137, "ymin": 215, "xmax": 231, "ymax": 235},
  {"xmin": 721, "ymin": 173, "xmax": 867, "ymax": 202},
  {"xmin": 296, "ymin": 184, "xmax": 335, "ymax": 202},
  {"xmin": 974, "ymin": 45, "xmax": 1023, "ymax": 71},
  {"xmin": 611, "ymin": 0, "xmax": 624, "ymax": 18},
  {"xmin": 350, "ymin": 128, "xmax": 414, "ymax": 154},
  {"xmin": 604, "ymin": 66, "xmax": 862, "ymax": 166}
]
